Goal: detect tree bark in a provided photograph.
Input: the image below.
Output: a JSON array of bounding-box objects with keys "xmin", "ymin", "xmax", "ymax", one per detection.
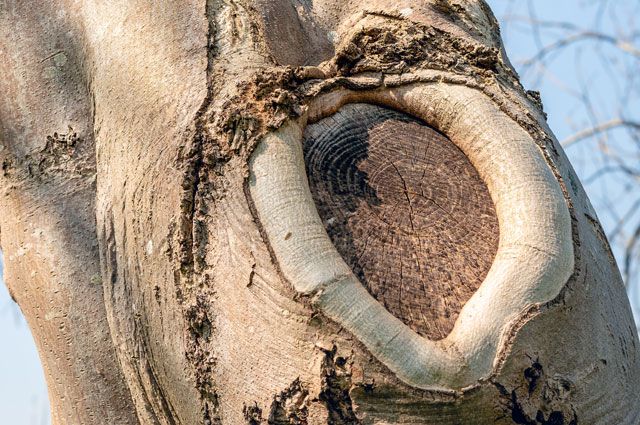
[{"xmin": 0, "ymin": 0, "xmax": 638, "ymax": 424}]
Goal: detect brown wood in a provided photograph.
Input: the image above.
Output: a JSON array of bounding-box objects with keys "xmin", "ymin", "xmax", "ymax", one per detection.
[{"xmin": 304, "ymin": 103, "xmax": 499, "ymax": 340}]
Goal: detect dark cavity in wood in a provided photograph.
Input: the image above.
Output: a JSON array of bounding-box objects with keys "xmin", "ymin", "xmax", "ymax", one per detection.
[{"xmin": 303, "ymin": 104, "xmax": 499, "ymax": 340}]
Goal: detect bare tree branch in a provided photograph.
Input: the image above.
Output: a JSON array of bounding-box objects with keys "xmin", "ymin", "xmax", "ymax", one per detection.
[{"xmin": 562, "ymin": 118, "xmax": 640, "ymax": 148}]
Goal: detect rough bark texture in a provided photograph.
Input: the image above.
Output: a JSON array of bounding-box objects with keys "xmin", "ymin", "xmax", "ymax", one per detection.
[{"xmin": 0, "ymin": 0, "xmax": 639, "ymax": 424}]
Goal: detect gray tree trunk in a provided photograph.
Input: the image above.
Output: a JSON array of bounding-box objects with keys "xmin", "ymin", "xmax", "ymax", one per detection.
[{"xmin": 1, "ymin": 0, "xmax": 639, "ymax": 424}]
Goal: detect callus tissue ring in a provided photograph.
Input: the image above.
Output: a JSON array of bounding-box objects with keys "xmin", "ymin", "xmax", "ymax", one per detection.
[{"xmin": 248, "ymin": 82, "xmax": 574, "ymax": 392}]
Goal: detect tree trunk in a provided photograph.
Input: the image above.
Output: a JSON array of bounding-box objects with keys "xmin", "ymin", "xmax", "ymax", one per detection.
[{"xmin": 1, "ymin": 0, "xmax": 638, "ymax": 423}]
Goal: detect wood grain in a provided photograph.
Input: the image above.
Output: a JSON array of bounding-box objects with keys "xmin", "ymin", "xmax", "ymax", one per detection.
[{"xmin": 303, "ymin": 103, "xmax": 499, "ymax": 340}]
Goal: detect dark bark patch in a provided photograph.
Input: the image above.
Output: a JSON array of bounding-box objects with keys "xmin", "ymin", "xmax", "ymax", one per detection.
[
  {"xmin": 494, "ymin": 358, "xmax": 579, "ymax": 425},
  {"xmin": 526, "ymin": 90, "xmax": 546, "ymax": 118},
  {"xmin": 431, "ymin": 0, "xmax": 467, "ymax": 21},
  {"xmin": 2, "ymin": 127, "xmax": 94, "ymax": 182},
  {"xmin": 184, "ymin": 292, "xmax": 220, "ymax": 421},
  {"xmin": 186, "ymin": 295, "xmax": 213, "ymax": 343},
  {"xmin": 244, "ymin": 402, "xmax": 264, "ymax": 425},
  {"xmin": 333, "ymin": 20, "xmax": 500, "ymax": 76},
  {"xmin": 28, "ymin": 130, "xmax": 80, "ymax": 176},
  {"xmin": 1, "ymin": 157, "xmax": 14, "ymax": 177},
  {"xmin": 319, "ymin": 346, "xmax": 360, "ymax": 425},
  {"xmin": 203, "ymin": 400, "xmax": 222, "ymax": 425},
  {"xmin": 267, "ymin": 378, "xmax": 309, "ymax": 424},
  {"xmin": 524, "ymin": 359, "xmax": 543, "ymax": 395}
]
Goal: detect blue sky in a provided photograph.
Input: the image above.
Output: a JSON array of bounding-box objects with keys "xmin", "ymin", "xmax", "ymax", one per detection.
[
  {"xmin": 489, "ymin": 0, "xmax": 640, "ymax": 318},
  {"xmin": 0, "ymin": 254, "xmax": 49, "ymax": 425},
  {"xmin": 1, "ymin": 1, "xmax": 639, "ymax": 423}
]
